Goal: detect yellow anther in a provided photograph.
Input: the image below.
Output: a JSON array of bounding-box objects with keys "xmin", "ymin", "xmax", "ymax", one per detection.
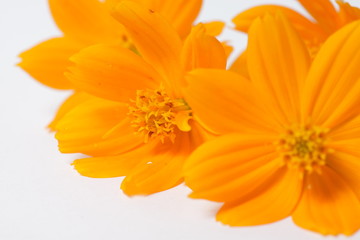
[
  {"xmin": 276, "ymin": 125, "xmax": 330, "ymax": 174},
  {"xmin": 128, "ymin": 85, "xmax": 191, "ymax": 143}
]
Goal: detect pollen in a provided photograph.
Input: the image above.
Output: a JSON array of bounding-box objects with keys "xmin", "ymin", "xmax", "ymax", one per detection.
[
  {"xmin": 276, "ymin": 125, "xmax": 331, "ymax": 174},
  {"xmin": 128, "ymin": 85, "xmax": 191, "ymax": 143}
]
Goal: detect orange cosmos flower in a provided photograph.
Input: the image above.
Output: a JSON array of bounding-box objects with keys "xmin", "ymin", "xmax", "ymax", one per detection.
[
  {"xmin": 54, "ymin": 1, "xmax": 227, "ymax": 195},
  {"xmin": 19, "ymin": 0, "xmax": 203, "ymax": 89},
  {"xmin": 183, "ymin": 13, "xmax": 360, "ymax": 236},
  {"xmin": 230, "ymin": 0, "xmax": 360, "ymax": 74},
  {"xmin": 18, "ymin": 0, "xmax": 208, "ymax": 128}
]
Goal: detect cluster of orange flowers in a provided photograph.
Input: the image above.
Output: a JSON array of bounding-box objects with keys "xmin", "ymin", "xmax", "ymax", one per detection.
[{"xmin": 19, "ymin": 0, "xmax": 360, "ymax": 236}]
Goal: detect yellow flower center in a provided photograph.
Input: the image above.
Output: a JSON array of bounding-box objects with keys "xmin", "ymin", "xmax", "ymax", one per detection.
[
  {"xmin": 277, "ymin": 125, "xmax": 330, "ymax": 174},
  {"xmin": 128, "ymin": 86, "xmax": 191, "ymax": 143}
]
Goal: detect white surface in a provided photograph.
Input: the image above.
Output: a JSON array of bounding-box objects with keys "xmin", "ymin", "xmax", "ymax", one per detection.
[{"xmin": 1, "ymin": 0, "xmax": 359, "ymax": 239}]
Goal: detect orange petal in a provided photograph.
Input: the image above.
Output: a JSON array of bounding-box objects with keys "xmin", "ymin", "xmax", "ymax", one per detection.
[
  {"xmin": 49, "ymin": 91, "xmax": 92, "ymax": 131},
  {"xmin": 55, "ymin": 98, "xmax": 143, "ymax": 157},
  {"xmin": 18, "ymin": 37, "xmax": 83, "ymax": 89},
  {"xmin": 71, "ymin": 141, "xmax": 159, "ymax": 178},
  {"xmin": 121, "ymin": 131, "xmax": 192, "ymax": 195},
  {"xmin": 302, "ymin": 20, "xmax": 360, "ymax": 128},
  {"xmin": 326, "ymin": 126, "xmax": 360, "ymax": 199},
  {"xmin": 111, "ymin": 1, "xmax": 183, "ymax": 94},
  {"xmin": 187, "ymin": 119, "xmax": 215, "ymax": 148},
  {"xmin": 216, "ymin": 167, "xmax": 303, "ymax": 226},
  {"xmin": 49, "ymin": 0, "xmax": 123, "ymax": 44},
  {"xmin": 67, "ymin": 44, "xmax": 160, "ymax": 102},
  {"xmin": 72, "ymin": 155, "xmax": 139, "ymax": 178},
  {"xmin": 229, "ymin": 50, "xmax": 249, "ymax": 79},
  {"xmin": 181, "ymin": 23, "xmax": 226, "ymax": 73},
  {"xmin": 184, "ymin": 133, "xmax": 280, "ymax": 202},
  {"xmin": 326, "ymin": 150, "xmax": 360, "ymax": 200},
  {"xmin": 202, "ymin": 21, "xmax": 225, "ymax": 36},
  {"xmin": 222, "ymin": 41, "xmax": 234, "ymax": 59},
  {"xmin": 103, "ymin": 0, "xmax": 121, "ymax": 10},
  {"xmin": 337, "ymin": 1, "xmax": 360, "ymax": 26},
  {"xmin": 292, "ymin": 167, "xmax": 360, "ymax": 236},
  {"xmin": 232, "ymin": 5, "xmax": 326, "ymax": 42},
  {"xmin": 248, "ymin": 13, "xmax": 310, "ymax": 125},
  {"xmin": 138, "ymin": 0, "xmax": 202, "ymax": 39},
  {"xmin": 184, "ymin": 69, "xmax": 281, "ymax": 135},
  {"xmin": 297, "ymin": 0, "xmax": 339, "ymax": 34}
]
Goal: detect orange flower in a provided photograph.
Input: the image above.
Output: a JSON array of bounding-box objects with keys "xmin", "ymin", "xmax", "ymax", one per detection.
[
  {"xmin": 18, "ymin": 0, "xmax": 207, "ymax": 128},
  {"xmin": 184, "ymin": 14, "xmax": 360, "ymax": 236},
  {"xmin": 54, "ymin": 1, "xmax": 227, "ymax": 195},
  {"xmin": 230, "ymin": 0, "xmax": 360, "ymax": 73}
]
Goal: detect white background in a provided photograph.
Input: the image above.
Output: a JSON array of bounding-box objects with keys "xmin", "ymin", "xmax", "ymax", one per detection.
[{"xmin": 1, "ymin": 0, "xmax": 360, "ymax": 239}]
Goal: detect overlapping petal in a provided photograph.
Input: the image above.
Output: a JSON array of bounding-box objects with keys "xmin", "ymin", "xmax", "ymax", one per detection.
[
  {"xmin": 292, "ymin": 167, "xmax": 360, "ymax": 236},
  {"xmin": 67, "ymin": 44, "xmax": 161, "ymax": 102},
  {"xmin": 49, "ymin": 91, "xmax": 92, "ymax": 130},
  {"xmin": 18, "ymin": 37, "xmax": 84, "ymax": 89},
  {"xmin": 121, "ymin": 131, "xmax": 192, "ymax": 195},
  {"xmin": 297, "ymin": 0, "xmax": 339, "ymax": 34},
  {"xmin": 338, "ymin": 1, "xmax": 360, "ymax": 24},
  {"xmin": 301, "ymin": 20, "xmax": 360, "ymax": 128},
  {"xmin": 326, "ymin": 151, "xmax": 360, "ymax": 199},
  {"xmin": 181, "ymin": 23, "xmax": 226, "ymax": 72},
  {"xmin": 203, "ymin": 21, "xmax": 225, "ymax": 36},
  {"xmin": 133, "ymin": 0, "xmax": 202, "ymax": 39},
  {"xmin": 184, "ymin": 133, "xmax": 280, "ymax": 202},
  {"xmin": 217, "ymin": 167, "xmax": 302, "ymax": 226},
  {"xmin": 55, "ymin": 98, "xmax": 143, "ymax": 156},
  {"xmin": 49, "ymin": 0, "xmax": 124, "ymax": 44},
  {"xmin": 248, "ymin": 13, "xmax": 310, "ymax": 125},
  {"xmin": 111, "ymin": 1, "xmax": 183, "ymax": 94},
  {"xmin": 233, "ymin": 5, "xmax": 326, "ymax": 43},
  {"xmin": 184, "ymin": 69, "xmax": 280, "ymax": 134},
  {"xmin": 71, "ymin": 140, "xmax": 159, "ymax": 178}
]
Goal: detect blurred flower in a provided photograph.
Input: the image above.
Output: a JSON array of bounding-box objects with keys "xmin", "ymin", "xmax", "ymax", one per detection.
[
  {"xmin": 230, "ymin": 0, "xmax": 360, "ymax": 75},
  {"xmin": 54, "ymin": 1, "xmax": 227, "ymax": 195},
  {"xmin": 184, "ymin": 13, "xmax": 360, "ymax": 236}
]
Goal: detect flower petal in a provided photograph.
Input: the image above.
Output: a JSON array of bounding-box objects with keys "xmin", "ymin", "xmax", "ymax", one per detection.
[
  {"xmin": 72, "ymin": 155, "xmax": 139, "ymax": 178},
  {"xmin": 49, "ymin": 0, "xmax": 123, "ymax": 43},
  {"xmin": 55, "ymin": 97, "xmax": 143, "ymax": 157},
  {"xmin": 229, "ymin": 50, "xmax": 249, "ymax": 79},
  {"xmin": 181, "ymin": 23, "xmax": 226, "ymax": 72},
  {"xmin": 297, "ymin": 0, "xmax": 339, "ymax": 34},
  {"xmin": 111, "ymin": 1, "xmax": 183, "ymax": 93},
  {"xmin": 232, "ymin": 5, "xmax": 326, "ymax": 42},
  {"xmin": 121, "ymin": 131, "xmax": 192, "ymax": 195},
  {"xmin": 302, "ymin": 20, "xmax": 360, "ymax": 128},
  {"xmin": 184, "ymin": 133, "xmax": 280, "ymax": 203},
  {"xmin": 248, "ymin": 13, "xmax": 310, "ymax": 125},
  {"xmin": 216, "ymin": 166, "xmax": 303, "ymax": 226},
  {"xmin": 337, "ymin": 1, "xmax": 360, "ymax": 25},
  {"xmin": 18, "ymin": 37, "xmax": 83, "ymax": 89},
  {"xmin": 328, "ymin": 116, "xmax": 360, "ymax": 198},
  {"xmin": 67, "ymin": 44, "xmax": 160, "ymax": 102},
  {"xmin": 184, "ymin": 69, "xmax": 281, "ymax": 135},
  {"xmin": 138, "ymin": 0, "xmax": 202, "ymax": 39},
  {"xmin": 292, "ymin": 167, "xmax": 360, "ymax": 236},
  {"xmin": 49, "ymin": 91, "xmax": 92, "ymax": 131},
  {"xmin": 202, "ymin": 21, "xmax": 225, "ymax": 36},
  {"xmin": 71, "ymin": 141, "xmax": 159, "ymax": 178}
]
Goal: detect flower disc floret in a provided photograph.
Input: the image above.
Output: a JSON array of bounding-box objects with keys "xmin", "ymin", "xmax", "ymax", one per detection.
[
  {"xmin": 128, "ymin": 86, "xmax": 190, "ymax": 143},
  {"xmin": 277, "ymin": 125, "xmax": 330, "ymax": 174}
]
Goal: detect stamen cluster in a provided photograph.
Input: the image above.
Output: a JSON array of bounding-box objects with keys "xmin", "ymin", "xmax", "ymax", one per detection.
[
  {"xmin": 277, "ymin": 125, "xmax": 329, "ymax": 174},
  {"xmin": 128, "ymin": 86, "xmax": 180, "ymax": 143}
]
